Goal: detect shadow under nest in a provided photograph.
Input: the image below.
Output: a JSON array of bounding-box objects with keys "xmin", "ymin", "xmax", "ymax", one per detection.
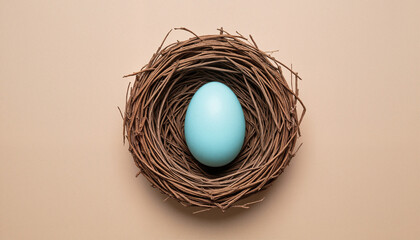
[{"xmin": 122, "ymin": 28, "xmax": 305, "ymax": 213}]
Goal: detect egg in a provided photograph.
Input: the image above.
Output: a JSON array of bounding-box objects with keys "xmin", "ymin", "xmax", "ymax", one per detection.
[{"xmin": 184, "ymin": 82, "xmax": 246, "ymax": 167}]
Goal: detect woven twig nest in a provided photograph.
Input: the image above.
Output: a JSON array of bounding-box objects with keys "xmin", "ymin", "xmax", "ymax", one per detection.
[{"xmin": 122, "ymin": 28, "xmax": 305, "ymax": 213}]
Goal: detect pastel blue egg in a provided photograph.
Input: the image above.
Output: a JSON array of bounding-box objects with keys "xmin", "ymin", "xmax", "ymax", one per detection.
[{"xmin": 184, "ymin": 82, "xmax": 246, "ymax": 167}]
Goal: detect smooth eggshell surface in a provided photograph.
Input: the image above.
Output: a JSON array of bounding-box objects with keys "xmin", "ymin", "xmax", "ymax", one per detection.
[{"xmin": 184, "ymin": 82, "xmax": 246, "ymax": 167}]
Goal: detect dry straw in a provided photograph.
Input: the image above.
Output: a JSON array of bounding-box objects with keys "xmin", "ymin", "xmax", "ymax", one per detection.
[{"xmin": 121, "ymin": 28, "xmax": 305, "ymax": 213}]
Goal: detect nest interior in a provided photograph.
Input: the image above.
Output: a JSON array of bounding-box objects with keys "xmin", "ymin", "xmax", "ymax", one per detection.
[{"xmin": 122, "ymin": 28, "xmax": 305, "ymax": 213}]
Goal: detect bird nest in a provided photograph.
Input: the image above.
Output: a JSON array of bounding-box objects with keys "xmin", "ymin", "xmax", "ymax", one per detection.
[{"xmin": 121, "ymin": 28, "xmax": 305, "ymax": 213}]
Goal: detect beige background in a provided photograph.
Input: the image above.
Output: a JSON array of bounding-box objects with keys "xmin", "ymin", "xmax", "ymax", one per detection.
[{"xmin": 1, "ymin": 0, "xmax": 419, "ymax": 239}]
